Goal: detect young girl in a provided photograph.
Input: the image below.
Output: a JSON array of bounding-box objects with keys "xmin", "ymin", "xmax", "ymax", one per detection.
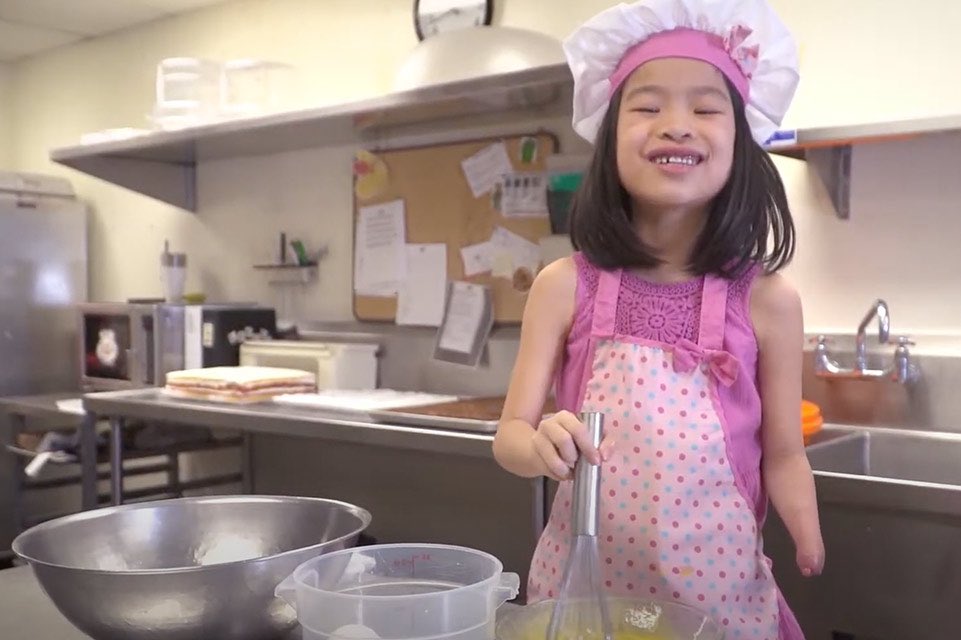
[{"xmin": 493, "ymin": 0, "xmax": 824, "ymax": 638}]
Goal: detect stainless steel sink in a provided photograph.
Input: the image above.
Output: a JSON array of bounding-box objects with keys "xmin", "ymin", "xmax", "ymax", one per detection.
[
  {"xmin": 763, "ymin": 424, "xmax": 961, "ymax": 639},
  {"xmin": 806, "ymin": 426, "xmax": 961, "ymax": 486},
  {"xmin": 801, "ymin": 425, "xmax": 961, "ymax": 518}
]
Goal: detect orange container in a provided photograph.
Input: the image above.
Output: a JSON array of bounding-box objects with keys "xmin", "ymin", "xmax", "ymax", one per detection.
[{"xmin": 801, "ymin": 399, "xmax": 823, "ymax": 441}]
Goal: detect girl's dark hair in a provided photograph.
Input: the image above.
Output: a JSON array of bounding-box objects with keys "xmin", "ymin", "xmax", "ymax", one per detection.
[{"xmin": 568, "ymin": 78, "xmax": 795, "ymax": 278}]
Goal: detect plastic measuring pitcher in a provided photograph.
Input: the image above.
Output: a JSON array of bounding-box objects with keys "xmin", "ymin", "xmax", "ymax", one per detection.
[{"xmin": 276, "ymin": 543, "xmax": 520, "ymax": 640}]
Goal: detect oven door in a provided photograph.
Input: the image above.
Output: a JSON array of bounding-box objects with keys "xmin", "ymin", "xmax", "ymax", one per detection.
[{"xmin": 78, "ymin": 304, "xmax": 153, "ymax": 390}]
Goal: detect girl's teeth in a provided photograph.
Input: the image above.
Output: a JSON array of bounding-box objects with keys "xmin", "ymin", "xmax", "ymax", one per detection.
[{"xmin": 654, "ymin": 156, "xmax": 699, "ymax": 165}]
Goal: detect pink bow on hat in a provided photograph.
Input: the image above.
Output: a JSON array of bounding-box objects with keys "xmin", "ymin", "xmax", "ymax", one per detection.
[
  {"xmin": 672, "ymin": 338, "xmax": 740, "ymax": 387},
  {"xmin": 722, "ymin": 24, "xmax": 760, "ymax": 77}
]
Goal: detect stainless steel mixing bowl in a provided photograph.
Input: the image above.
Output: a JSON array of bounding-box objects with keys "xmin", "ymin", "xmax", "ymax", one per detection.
[{"xmin": 13, "ymin": 495, "xmax": 372, "ymax": 640}]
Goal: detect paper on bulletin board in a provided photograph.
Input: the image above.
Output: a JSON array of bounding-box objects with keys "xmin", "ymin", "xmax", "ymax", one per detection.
[
  {"xmin": 354, "ymin": 199, "xmax": 407, "ymax": 296},
  {"xmin": 461, "ymin": 142, "xmax": 514, "ymax": 198},
  {"xmin": 489, "ymin": 226, "xmax": 541, "ymax": 278},
  {"xmin": 396, "ymin": 244, "xmax": 448, "ymax": 326},
  {"xmin": 437, "ymin": 282, "xmax": 487, "ymax": 354},
  {"xmin": 497, "ymin": 172, "xmax": 548, "ymax": 217},
  {"xmin": 460, "ymin": 241, "xmax": 494, "ymax": 277}
]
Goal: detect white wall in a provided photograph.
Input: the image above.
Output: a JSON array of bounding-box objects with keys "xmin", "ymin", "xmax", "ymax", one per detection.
[
  {"xmin": 0, "ymin": 63, "xmax": 12, "ymax": 168},
  {"xmin": 6, "ymin": 0, "xmax": 961, "ymax": 335}
]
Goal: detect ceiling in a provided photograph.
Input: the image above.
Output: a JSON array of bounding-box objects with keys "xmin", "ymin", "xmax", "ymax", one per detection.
[{"xmin": 0, "ymin": 0, "xmax": 231, "ymax": 62}]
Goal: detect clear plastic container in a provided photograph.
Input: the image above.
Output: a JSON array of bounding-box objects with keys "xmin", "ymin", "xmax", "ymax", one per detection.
[
  {"xmin": 220, "ymin": 59, "xmax": 295, "ymax": 119},
  {"xmin": 151, "ymin": 57, "xmax": 221, "ymax": 129},
  {"xmin": 160, "ymin": 251, "xmax": 187, "ymax": 303},
  {"xmin": 276, "ymin": 543, "xmax": 520, "ymax": 640}
]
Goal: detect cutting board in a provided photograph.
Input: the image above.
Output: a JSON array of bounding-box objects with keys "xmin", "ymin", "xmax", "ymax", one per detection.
[{"xmin": 273, "ymin": 389, "xmax": 460, "ymax": 417}]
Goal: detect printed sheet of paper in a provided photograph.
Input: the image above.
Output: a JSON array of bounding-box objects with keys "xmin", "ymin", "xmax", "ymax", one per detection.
[
  {"xmin": 461, "ymin": 142, "xmax": 514, "ymax": 198},
  {"xmin": 499, "ymin": 172, "xmax": 548, "ymax": 217},
  {"xmin": 354, "ymin": 199, "xmax": 407, "ymax": 296},
  {"xmin": 437, "ymin": 282, "xmax": 487, "ymax": 354},
  {"xmin": 460, "ymin": 241, "xmax": 494, "ymax": 277},
  {"xmin": 490, "ymin": 226, "xmax": 541, "ymax": 275},
  {"xmin": 396, "ymin": 244, "xmax": 447, "ymax": 327}
]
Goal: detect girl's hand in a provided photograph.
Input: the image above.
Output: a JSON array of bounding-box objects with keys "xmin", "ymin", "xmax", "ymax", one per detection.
[
  {"xmin": 531, "ymin": 410, "xmax": 611, "ymax": 481},
  {"xmin": 796, "ymin": 538, "xmax": 825, "ymax": 577}
]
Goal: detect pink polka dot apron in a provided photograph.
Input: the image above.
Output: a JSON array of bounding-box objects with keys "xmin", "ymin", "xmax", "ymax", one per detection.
[{"xmin": 528, "ymin": 269, "xmax": 784, "ymax": 639}]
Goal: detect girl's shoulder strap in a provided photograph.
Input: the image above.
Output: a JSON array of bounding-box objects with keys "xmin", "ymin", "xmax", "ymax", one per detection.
[
  {"xmin": 572, "ymin": 251, "xmax": 599, "ymax": 293},
  {"xmin": 729, "ymin": 261, "xmax": 765, "ymax": 320}
]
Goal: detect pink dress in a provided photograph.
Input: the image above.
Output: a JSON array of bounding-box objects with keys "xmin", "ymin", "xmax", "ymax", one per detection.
[{"xmin": 527, "ymin": 253, "xmax": 803, "ymax": 639}]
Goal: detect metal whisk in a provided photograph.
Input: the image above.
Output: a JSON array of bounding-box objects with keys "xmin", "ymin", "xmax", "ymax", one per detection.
[{"xmin": 546, "ymin": 411, "xmax": 614, "ymax": 640}]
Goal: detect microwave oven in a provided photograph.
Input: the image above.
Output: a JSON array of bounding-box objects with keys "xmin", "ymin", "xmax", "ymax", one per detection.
[{"xmin": 78, "ymin": 302, "xmax": 276, "ymax": 391}]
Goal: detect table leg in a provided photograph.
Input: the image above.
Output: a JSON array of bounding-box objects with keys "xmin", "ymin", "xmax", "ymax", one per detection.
[
  {"xmin": 109, "ymin": 417, "xmax": 124, "ymax": 506},
  {"xmin": 79, "ymin": 411, "xmax": 98, "ymax": 510},
  {"xmin": 167, "ymin": 452, "xmax": 181, "ymax": 498},
  {"xmin": 241, "ymin": 433, "xmax": 254, "ymax": 494},
  {"xmin": 7, "ymin": 414, "xmax": 26, "ymax": 534}
]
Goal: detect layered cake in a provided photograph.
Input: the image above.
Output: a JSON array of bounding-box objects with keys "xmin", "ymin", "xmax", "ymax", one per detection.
[{"xmin": 164, "ymin": 366, "xmax": 316, "ymax": 404}]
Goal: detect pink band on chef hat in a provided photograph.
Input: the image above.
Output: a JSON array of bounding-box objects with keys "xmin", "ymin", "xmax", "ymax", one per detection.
[{"xmin": 609, "ymin": 28, "xmax": 750, "ymax": 101}]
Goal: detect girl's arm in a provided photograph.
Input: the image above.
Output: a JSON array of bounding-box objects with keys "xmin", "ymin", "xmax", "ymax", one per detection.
[
  {"xmin": 751, "ymin": 273, "xmax": 825, "ymax": 577},
  {"xmin": 493, "ymin": 257, "xmax": 599, "ymax": 480}
]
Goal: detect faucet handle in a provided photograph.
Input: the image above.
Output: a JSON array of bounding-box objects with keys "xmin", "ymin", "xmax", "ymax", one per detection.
[
  {"xmin": 809, "ymin": 335, "xmax": 832, "ymax": 346},
  {"xmin": 892, "ymin": 336, "xmax": 920, "ymax": 384}
]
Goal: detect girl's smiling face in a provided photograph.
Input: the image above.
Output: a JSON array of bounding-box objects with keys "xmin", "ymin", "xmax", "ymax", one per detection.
[{"xmin": 615, "ymin": 57, "xmax": 736, "ymax": 217}]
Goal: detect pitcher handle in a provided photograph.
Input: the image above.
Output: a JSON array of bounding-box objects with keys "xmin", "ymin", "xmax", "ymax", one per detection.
[
  {"xmin": 275, "ymin": 573, "xmax": 298, "ymax": 610},
  {"xmin": 495, "ymin": 572, "xmax": 521, "ymax": 605}
]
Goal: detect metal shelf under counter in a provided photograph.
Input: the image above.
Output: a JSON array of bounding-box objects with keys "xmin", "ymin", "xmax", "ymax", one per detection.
[{"xmin": 0, "ymin": 392, "xmax": 246, "ymax": 547}]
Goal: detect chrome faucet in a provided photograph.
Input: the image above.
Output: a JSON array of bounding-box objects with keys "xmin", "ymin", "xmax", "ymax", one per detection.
[
  {"xmin": 813, "ymin": 299, "xmax": 920, "ymax": 384},
  {"xmin": 855, "ymin": 299, "xmax": 890, "ymax": 373}
]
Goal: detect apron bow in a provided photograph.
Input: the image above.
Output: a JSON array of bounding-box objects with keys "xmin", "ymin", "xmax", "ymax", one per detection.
[{"xmin": 672, "ymin": 338, "xmax": 739, "ymax": 387}]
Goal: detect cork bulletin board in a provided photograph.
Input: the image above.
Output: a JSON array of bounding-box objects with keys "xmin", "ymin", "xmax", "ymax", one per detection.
[{"xmin": 351, "ymin": 132, "xmax": 559, "ymax": 324}]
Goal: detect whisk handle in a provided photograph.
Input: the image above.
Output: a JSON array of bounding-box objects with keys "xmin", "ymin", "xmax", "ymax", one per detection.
[{"xmin": 572, "ymin": 411, "xmax": 604, "ymax": 536}]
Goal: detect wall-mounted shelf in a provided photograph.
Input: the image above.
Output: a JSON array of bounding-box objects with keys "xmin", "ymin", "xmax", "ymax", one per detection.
[
  {"xmin": 765, "ymin": 114, "xmax": 961, "ymax": 219},
  {"xmin": 253, "ymin": 263, "xmax": 318, "ymax": 285},
  {"xmin": 50, "ymin": 64, "xmax": 574, "ymax": 211},
  {"xmin": 49, "ymin": 62, "xmax": 961, "ymax": 218}
]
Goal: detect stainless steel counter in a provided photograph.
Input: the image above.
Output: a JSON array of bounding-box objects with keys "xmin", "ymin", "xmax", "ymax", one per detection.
[
  {"xmin": 0, "ymin": 564, "xmax": 518, "ymax": 640},
  {"xmin": 77, "ymin": 389, "xmax": 506, "ymax": 518},
  {"xmin": 83, "ymin": 389, "xmax": 496, "ymax": 459},
  {"xmin": 1, "ymin": 565, "xmax": 93, "ymax": 640},
  {"xmin": 0, "ymin": 392, "xmax": 87, "ymax": 430},
  {"xmin": 0, "ymin": 564, "xmax": 299, "ymax": 639}
]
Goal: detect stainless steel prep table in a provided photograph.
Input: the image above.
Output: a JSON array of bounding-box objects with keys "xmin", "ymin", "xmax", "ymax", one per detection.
[
  {"xmin": 1, "ymin": 392, "xmax": 247, "ymax": 534},
  {"xmin": 80, "ymin": 389, "xmax": 548, "ymax": 539},
  {"xmin": 0, "ymin": 393, "xmax": 99, "ymax": 527}
]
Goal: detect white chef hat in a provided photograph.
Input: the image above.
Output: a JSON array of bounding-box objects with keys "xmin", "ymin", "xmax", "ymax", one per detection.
[{"xmin": 564, "ymin": 0, "xmax": 800, "ymax": 145}]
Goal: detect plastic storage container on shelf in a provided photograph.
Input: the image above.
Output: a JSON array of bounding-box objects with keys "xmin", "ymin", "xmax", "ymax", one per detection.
[
  {"xmin": 220, "ymin": 59, "xmax": 295, "ymax": 119},
  {"xmin": 239, "ymin": 340, "xmax": 380, "ymax": 390},
  {"xmin": 151, "ymin": 57, "xmax": 221, "ymax": 130},
  {"xmin": 276, "ymin": 543, "xmax": 520, "ymax": 640}
]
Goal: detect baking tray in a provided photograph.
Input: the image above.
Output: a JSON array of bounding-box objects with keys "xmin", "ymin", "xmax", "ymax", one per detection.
[
  {"xmin": 368, "ymin": 396, "xmax": 557, "ymax": 434},
  {"xmin": 368, "ymin": 409, "xmax": 500, "ymax": 433}
]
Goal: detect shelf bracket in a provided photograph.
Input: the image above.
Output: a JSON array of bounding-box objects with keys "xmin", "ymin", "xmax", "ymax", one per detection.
[
  {"xmin": 806, "ymin": 145, "xmax": 852, "ymax": 220},
  {"xmin": 56, "ymin": 155, "xmax": 197, "ymax": 212}
]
